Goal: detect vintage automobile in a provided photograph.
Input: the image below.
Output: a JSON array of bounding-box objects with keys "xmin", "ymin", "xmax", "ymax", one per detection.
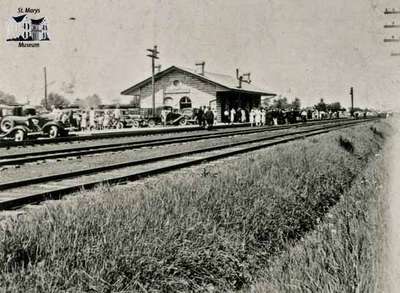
[
  {"xmin": 0, "ymin": 105, "xmax": 69, "ymax": 141},
  {"xmin": 129, "ymin": 106, "xmax": 194, "ymax": 128}
]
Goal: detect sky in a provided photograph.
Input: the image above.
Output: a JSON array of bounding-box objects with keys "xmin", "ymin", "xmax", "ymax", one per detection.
[{"xmin": 0, "ymin": 0, "xmax": 399, "ymax": 110}]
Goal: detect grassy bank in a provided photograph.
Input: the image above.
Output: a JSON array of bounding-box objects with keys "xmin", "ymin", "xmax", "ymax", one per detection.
[
  {"xmin": 249, "ymin": 125, "xmax": 391, "ymax": 292},
  {"xmin": 0, "ymin": 121, "xmax": 391, "ymax": 292}
]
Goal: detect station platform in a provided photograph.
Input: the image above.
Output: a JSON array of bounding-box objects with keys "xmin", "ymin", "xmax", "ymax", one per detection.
[
  {"xmin": 70, "ymin": 123, "xmax": 251, "ymax": 137},
  {"xmin": 0, "ymin": 123, "xmax": 252, "ymax": 147}
]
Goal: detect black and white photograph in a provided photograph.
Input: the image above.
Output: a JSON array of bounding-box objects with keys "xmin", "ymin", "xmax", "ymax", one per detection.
[{"xmin": 0, "ymin": 0, "xmax": 399, "ymax": 292}]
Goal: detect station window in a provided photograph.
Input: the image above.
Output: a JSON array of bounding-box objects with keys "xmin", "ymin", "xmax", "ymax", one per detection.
[
  {"xmin": 173, "ymin": 80, "xmax": 180, "ymax": 87},
  {"xmin": 179, "ymin": 96, "xmax": 192, "ymax": 109}
]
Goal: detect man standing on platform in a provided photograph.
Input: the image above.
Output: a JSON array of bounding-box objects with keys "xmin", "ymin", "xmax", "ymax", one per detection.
[
  {"xmin": 161, "ymin": 107, "xmax": 168, "ymax": 126},
  {"xmin": 204, "ymin": 106, "xmax": 214, "ymax": 130},
  {"xmin": 197, "ymin": 106, "xmax": 205, "ymax": 128}
]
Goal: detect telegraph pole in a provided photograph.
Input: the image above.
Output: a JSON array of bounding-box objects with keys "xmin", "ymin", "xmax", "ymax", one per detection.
[
  {"xmin": 384, "ymin": 8, "xmax": 400, "ymax": 15},
  {"xmin": 350, "ymin": 87, "xmax": 354, "ymax": 116},
  {"xmin": 44, "ymin": 66, "xmax": 48, "ymax": 110},
  {"xmin": 384, "ymin": 8, "xmax": 400, "ymax": 56},
  {"xmin": 146, "ymin": 45, "xmax": 159, "ymax": 116}
]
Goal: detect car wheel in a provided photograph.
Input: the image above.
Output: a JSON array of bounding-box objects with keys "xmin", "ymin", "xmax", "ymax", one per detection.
[
  {"xmin": 132, "ymin": 120, "xmax": 140, "ymax": 128},
  {"xmin": 116, "ymin": 122, "xmax": 124, "ymax": 129},
  {"xmin": 1, "ymin": 119, "xmax": 14, "ymax": 133},
  {"xmin": 14, "ymin": 129, "xmax": 26, "ymax": 142},
  {"xmin": 48, "ymin": 125, "xmax": 59, "ymax": 138},
  {"xmin": 148, "ymin": 119, "xmax": 156, "ymax": 127},
  {"xmin": 179, "ymin": 117, "xmax": 187, "ymax": 126}
]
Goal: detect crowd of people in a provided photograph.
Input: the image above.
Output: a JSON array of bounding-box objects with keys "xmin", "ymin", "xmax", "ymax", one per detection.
[
  {"xmin": 48, "ymin": 103, "xmax": 347, "ymax": 133},
  {"xmin": 219, "ymin": 107, "xmax": 343, "ymax": 127},
  {"xmin": 50, "ymin": 105, "xmax": 122, "ymax": 131},
  {"xmin": 195, "ymin": 106, "xmax": 215, "ymax": 130}
]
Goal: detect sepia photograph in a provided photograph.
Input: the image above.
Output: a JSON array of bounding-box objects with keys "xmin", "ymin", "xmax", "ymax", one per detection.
[{"xmin": 0, "ymin": 0, "xmax": 399, "ymax": 292}]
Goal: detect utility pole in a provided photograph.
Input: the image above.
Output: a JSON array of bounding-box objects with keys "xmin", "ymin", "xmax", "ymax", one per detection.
[
  {"xmin": 384, "ymin": 8, "xmax": 400, "ymax": 56},
  {"xmin": 384, "ymin": 8, "xmax": 400, "ymax": 15},
  {"xmin": 350, "ymin": 87, "xmax": 354, "ymax": 116},
  {"xmin": 146, "ymin": 45, "xmax": 159, "ymax": 116},
  {"xmin": 44, "ymin": 66, "xmax": 48, "ymax": 110}
]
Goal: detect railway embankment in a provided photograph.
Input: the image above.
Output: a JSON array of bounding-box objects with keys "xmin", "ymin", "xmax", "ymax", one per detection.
[
  {"xmin": 0, "ymin": 120, "xmax": 392, "ymax": 292},
  {"xmin": 248, "ymin": 121, "xmax": 395, "ymax": 292}
]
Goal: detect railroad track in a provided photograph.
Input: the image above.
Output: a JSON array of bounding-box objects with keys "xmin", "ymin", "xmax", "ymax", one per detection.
[
  {"xmin": 0, "ymin": 123, "xmax": 254, "ymax": 148},
  {"xmin": 0, "ymin": 119, "xmax": 375, "ymax": 210},
  {"xmin": 0, "ymin": 118, "xmax": 352, "ymax": 148},
  {"xmin": 0, "ymin": 118, "xmax": 372, "ymax": 166}
]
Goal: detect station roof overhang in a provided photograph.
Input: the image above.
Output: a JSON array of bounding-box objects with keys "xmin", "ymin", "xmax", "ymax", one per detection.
[{"xmin": 121, "ymin": 65, "xmax": 276, "ymax": 97}]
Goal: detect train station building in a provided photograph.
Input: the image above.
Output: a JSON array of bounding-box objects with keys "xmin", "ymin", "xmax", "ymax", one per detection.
[{"xmin": 121, "ymin": 64, "xmax": 276, "ymax": 122}]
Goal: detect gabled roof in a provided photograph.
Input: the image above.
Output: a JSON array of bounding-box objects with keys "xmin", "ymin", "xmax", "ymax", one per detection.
[
  {"xmin": 12, "ymin": 15, "xmax": 27, "ymax": 22},
  {"xmin": 121, "ymin": 65, "xmax": 276, "ymax": 96},
  {"xmin": 31, "ymin": 17, "xmax": 45, "ymax": 25}
]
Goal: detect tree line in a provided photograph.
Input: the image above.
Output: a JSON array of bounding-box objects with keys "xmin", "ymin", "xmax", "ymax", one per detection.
[
  {"xmin": 0, "ymin": 90, "xmax": 105, "ymax": 109},
  {"xmin": 0, "ymin": 91, "xmax": 17, "ymax": 105},
  {"xmin": 268, "ymin": 97, "xmax": 345, "ymax": 113},
  {"xmin": 40, "ymin": 93, "xmax": 103, "ymax": 110},
  {"xmin": 1, "ymin": 90, "xmax": 368, "ymax": 113}
]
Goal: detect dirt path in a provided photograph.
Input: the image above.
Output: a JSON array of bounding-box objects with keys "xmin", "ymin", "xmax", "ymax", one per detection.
[{"xmin": 380, "ymin": 118, "xmax": 400, "ymax": 292}]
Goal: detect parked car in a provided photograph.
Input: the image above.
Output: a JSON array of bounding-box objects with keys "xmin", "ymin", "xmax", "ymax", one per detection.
[
  {"xmin": 129, "ymin": 106, "xmax": 195, "ymax": 127},
  {"xmin": 0, "ymin": 105, "xmax": 69, "ymax": 141}
]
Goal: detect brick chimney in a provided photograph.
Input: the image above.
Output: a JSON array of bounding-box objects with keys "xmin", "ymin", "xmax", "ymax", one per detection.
[
  {"xmin": 236, "ymin": 68, "xmax": 242, "ymax": 88},
  {"xmin": 195, "ymin": 61, "xmax": 205, "ymax": 75}
]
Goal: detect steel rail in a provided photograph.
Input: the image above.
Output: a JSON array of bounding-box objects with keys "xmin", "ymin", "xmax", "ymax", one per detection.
[
  {"xmin": 0, "ymin": 118, "xmax": 352, "ymax": 148},
  {"xmin": 0, "ymin": 124, "xmax": 298, "ymax": 164},
  {"xmin": 0, "ymin": 118, "xmax": 375, "ymax": 166},
  {"xmin": 0, "ymin": 119, "xmax": 373, "ymax": 210},
  {"xmin": 0, "ymin": 123, "xmax": 255, "ymax": 148}
]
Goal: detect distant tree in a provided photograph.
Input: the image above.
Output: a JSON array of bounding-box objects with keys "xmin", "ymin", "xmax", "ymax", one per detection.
[
  {"xmin": 291, "ymin": 97, "xmax": 301, "ymax": 111},
  {"xmin": 352, "ymin": 107, "xmax": 365, "ymax": 112},
  {"xmin": 315, "ymin": 98, "xmax": 327, "ymax": 112},
  {"xmin": 271, "ymin": 96, "xmax": 290, "ymax": 110},
  {"xmin": 72, "ymin": 97, "xmax": 82, "ymax": 107},
  {"xmin": 0, "ymin": 91, "xmax": 17, "ymax": 105},
  {"xmin": 111, "ymin": 97, "xmax": 121, "ymax": 105},
  {"xmin": 40, "ymin": 92, "xmax": 70, "ymax": 110},
  {"xmin": 84, "ymin": 94, "xmax": 102, "ymax": 108},
  {"xmin": 327, "ymin": 102, "xmax": 342, "ymax": 112}
]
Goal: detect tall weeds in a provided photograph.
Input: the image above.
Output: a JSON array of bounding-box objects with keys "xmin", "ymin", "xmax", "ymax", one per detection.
[
  {"xmin": 251, "ymin": 134, "xmax": 388, "ymax": 293},
  {"xmin": 0, "ymin": 121, "xmax": 391, "ymax": 292}
]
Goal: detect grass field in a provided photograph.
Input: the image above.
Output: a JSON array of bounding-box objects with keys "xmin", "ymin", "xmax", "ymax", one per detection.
[
  {"xmin": 0, "ymin": 121, "xmax": 391, "ymax": 292},
  {"xmin": 249, "ymin": 128, "xmax": 390, "ymax": 292}
]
